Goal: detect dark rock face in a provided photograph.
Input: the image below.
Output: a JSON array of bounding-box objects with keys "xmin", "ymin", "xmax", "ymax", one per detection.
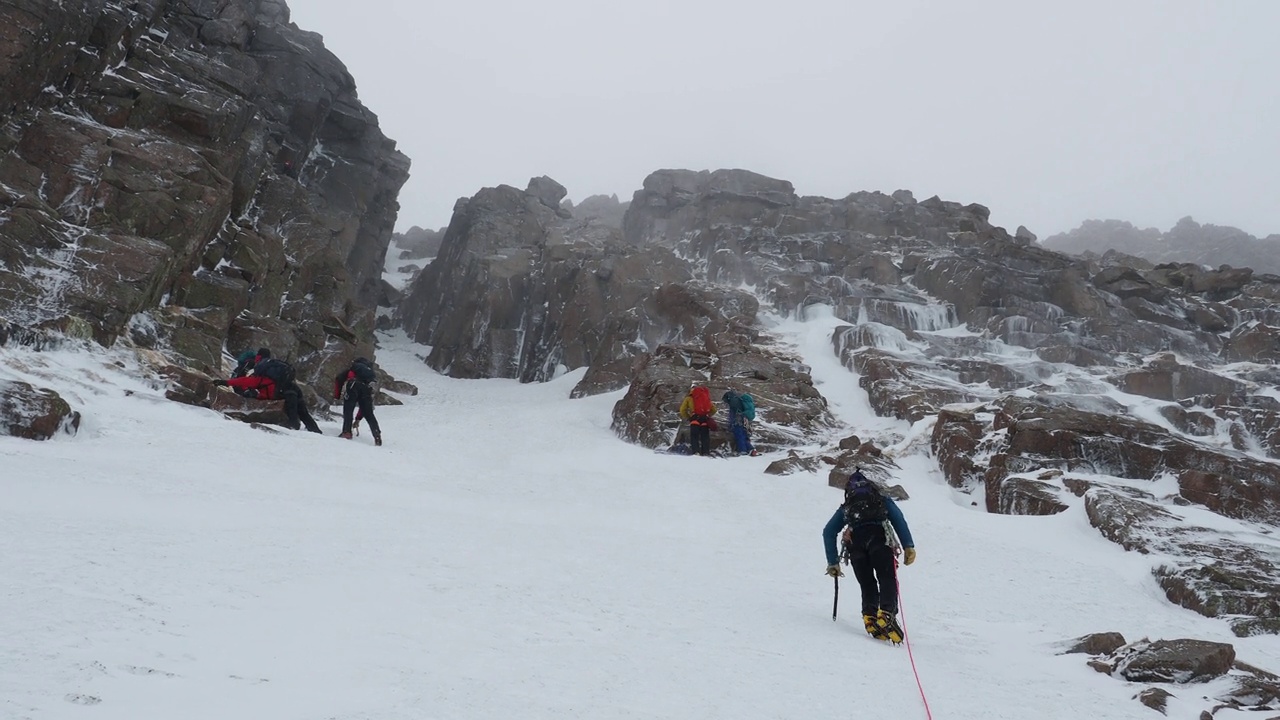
[
  {"xmin": 401, "ymin": 165, "xmax": 1279, "ymax": 395},
  {"xmin": 0, "ymin": 0, "xmax": 409, "ymax": 389},
  {"xmin": 399, "ymin": 178, "xmax": 689, "ymax": 387},
  {"xmin": 0, "ymin": 380, "xmax": 80, "ymax": 439},
  {"xmin": 400, "ymin": 168, "xmax": 1006, "ymax": 396}
]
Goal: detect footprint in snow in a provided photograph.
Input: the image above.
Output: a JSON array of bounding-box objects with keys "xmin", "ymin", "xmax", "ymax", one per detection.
[
  {"xmin": 64, "ymin": 694, "xmax": 102, "ymax": 705},
  {"xmin": 119, "ymin": 665, "xmax": 177, "ymax": 677}
]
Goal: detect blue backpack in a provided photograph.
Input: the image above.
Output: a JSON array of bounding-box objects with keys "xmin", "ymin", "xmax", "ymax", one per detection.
[{"xmin": 740, "ymin": 393, "xmax": 756, "ymax": 421}]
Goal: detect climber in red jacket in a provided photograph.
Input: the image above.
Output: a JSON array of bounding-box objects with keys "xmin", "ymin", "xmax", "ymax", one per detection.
[
  {"xmin": 225, "ymin": 372, "xmax": 276, "ymax": 399},
  {"xmin": 214, "ymin": 349, "xmax": 320, "ymax": 433}
]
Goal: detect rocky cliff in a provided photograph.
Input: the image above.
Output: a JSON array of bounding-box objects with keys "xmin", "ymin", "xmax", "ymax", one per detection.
[
  {"xmin": 1045, "ymin": 217, "xmax": 1280, "ymax": 276},
  {"xmin": 0, "ymin": 0, "xmax": 409, "ymax": 392},
  {"xmin": 399, "ymin": 167, "xmax": 1280, "ymax": 635}
]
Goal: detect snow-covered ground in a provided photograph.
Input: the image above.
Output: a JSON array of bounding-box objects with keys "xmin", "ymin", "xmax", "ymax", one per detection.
[{"xmin": 3, "ymin": 311, "xmax": 1279, "ymax": 720}]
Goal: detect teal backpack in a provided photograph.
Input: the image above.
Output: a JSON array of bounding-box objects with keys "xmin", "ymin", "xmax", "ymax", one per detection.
[{"xmin": 740, "ymin": 393, "xmax": 756, "ymax": 421}]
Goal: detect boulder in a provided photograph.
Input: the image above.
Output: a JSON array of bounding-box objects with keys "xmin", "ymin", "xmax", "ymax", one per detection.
[
  {"xmin": 764, "ymin": 451, "xmax": 823, "ymax": 476},
  {"xmin": 209, "ymin": 391, "xmax": 290, "ymax": 426},
  {"xmin": 987, "ymin": 476, "xmax": 1069, "ymax": 516},
  {"xmin": 1110, "ymin": 639, "xmax": 1235, "ymax": 684},
  {"xmin": 1223, "ymin": 322, "xmax": 1280, "ymax": 363},
  {"xmin": 1060, "ymin": 632, "xmax": 1128, "ymax": 656},
  {"xmin": 0, "ymin": 381, "xmax": 81, "ymax": 440},
  {"xmin": 1116, "ymin": 353, "xmax": 1248, "ymax": 401},
  {"xmin": 526, "ymin": 175, "xmax": 570, "ymax": 216},
  {"xmin": 1135, "ymin": 687, "xmax": 1173, "ymax": 714}
]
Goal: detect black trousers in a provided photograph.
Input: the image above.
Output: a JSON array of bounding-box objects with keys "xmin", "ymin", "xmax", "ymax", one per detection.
[
  {"xmin": 342, "ymin": 380, "xmax": 380, "ymax": 437},
  {"xmin": 280, "ymin": 385, "xmax": 321, "ymax": 433},
  {"xmin": 847, "ymin": 527, "xmax": 899, "ymax": 615},
  {"xmin": 690, "ymin": 423, "xmax": 710, "ymax": 456}
]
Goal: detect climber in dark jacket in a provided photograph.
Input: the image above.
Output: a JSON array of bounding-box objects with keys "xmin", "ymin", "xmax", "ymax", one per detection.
[{"xmin": 334, "ymin": 357, "xmax": 382, "ymax": 445}]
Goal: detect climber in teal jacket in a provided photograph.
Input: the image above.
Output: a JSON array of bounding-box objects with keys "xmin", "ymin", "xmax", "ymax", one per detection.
[
  {"xmin": 822, "ymin": 496, "xmax": 914, "ymax": 566},
  {"xmin": 822, "ymin": 472, "xmax": 917, "ymax": 641}
]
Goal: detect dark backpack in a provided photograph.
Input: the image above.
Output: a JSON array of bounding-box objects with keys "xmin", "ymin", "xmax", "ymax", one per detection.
[
  {"xmin": 254, "ymin": 358, "xmax": 296, "ymax": 387},
  {"xmin": 739, "ymin": 393, "xmax": 756, "ymax": 421},
  {"xmin": 352, "ymin": 361, "xmax": 376, "ymax": 384},
  {"xmin": 843, "ymin": 470, "xmax": 887, "ymax": 529}
]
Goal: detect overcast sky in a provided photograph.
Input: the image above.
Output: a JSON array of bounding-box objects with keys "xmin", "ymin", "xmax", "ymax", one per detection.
[{"xmin": 287, "ymin": 1, "xmax": 1279, "ymax": 239}]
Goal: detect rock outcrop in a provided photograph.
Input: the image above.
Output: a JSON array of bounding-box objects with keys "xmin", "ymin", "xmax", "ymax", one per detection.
[
  {"xmin": 392, "ymin": 225, "xmax": 445, "ymax": 260},
  {"xmin": 0, "ymin": 0, "xmax": 409, "ymax": 394},
  {"xmin": 0, "ymin": 380, "xmax": 81, "ymax": 439},
  {"xmin": 1045, "ymin": 217, "xmax": 1280, "ymax": 276},
  {"xmin": 563, "ymin": 193, "xmax": 628, "ymax": 228},
  {"xmin": 398, "ymin": 177, "xmax": 692, "ymax": 387}
]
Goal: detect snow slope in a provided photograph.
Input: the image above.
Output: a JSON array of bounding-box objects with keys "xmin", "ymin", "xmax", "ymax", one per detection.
[{"xmin": 3, "ymin": 314, "xmax": 1279, "ymax": 719}]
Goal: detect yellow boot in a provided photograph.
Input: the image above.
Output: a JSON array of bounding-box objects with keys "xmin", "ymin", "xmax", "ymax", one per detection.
[
  {"xmin": 877, "ymin": 609, "xmax": 904, "ymax": 644},
  {"xmin": 863, "ymin": 613, "xmax": 887, "ymax": 639}
]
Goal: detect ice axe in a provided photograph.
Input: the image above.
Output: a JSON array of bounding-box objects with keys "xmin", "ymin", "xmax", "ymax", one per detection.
[{"xmin": 832, "ymin": 576, "xmax": 839, "ymax": 621}]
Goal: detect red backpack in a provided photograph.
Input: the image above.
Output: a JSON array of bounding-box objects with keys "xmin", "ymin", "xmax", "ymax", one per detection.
[{"xmin": 691, "ymin": 386, "xmax": 713, "ymax": 416}]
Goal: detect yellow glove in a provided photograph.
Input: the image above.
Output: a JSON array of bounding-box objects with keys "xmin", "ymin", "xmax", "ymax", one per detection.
[
  {"xmin": 825, "ymin": 564, "xmax": 844, "ymax": 577},
  {"xmin": 903, "ymin": 547, "xmax": 917, "ymax": 566}
]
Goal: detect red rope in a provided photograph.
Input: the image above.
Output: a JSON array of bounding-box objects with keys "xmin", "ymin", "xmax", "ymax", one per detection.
[{"xmin": 898, "ymin": 580, "xmax": 934, "ymax": 720}]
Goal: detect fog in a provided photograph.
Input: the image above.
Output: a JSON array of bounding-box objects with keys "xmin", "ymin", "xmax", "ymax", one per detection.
[{"xmin": 288, "ymin": 1, "xmax": 1280, "ymax": 238}]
